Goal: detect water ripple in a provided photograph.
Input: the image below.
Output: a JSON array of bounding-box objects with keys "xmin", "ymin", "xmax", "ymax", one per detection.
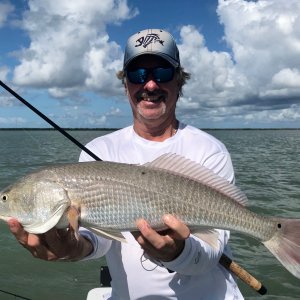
[{"xmin": 0, "ymin": 129, "xmax": 300, "ymax": 299}]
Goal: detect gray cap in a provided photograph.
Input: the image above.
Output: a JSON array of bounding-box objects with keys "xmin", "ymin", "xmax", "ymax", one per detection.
[{"xmin": 123, "ymin": 29, "xmax": 180, "ymax": 70}]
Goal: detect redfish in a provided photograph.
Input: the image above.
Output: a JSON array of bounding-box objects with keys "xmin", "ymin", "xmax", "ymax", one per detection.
[{"xmin": 1, "ymin": 154, "xmax": 300, "ymax": 280}]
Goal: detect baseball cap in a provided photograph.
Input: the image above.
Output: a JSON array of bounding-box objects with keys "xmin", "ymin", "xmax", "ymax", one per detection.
[{"xmin": 123, "ymin": 29, "xmax": 180, "ymax": 70}]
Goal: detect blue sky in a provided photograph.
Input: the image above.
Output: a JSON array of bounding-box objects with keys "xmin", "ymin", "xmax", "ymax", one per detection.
[{"xmin": 0, "ymin": 0, "xmax": 300, "ymax": 128}]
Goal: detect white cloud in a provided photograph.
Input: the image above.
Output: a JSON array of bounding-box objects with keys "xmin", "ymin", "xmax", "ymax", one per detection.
[
  {"xmin": 178, "ymin": 25, "xmax": 250, "ymax": 108},
  {"xmin": 106, "ymin": 107, "xmax": 121, "ymax": 116},
  {"xmin": 176, "ymin": 0, "xmax": 300, "ymax": 126},
  {"xmin": 7, "ymin": 0, "xmax": 300, "ymax": 127},
  {"xmin": 12, "ymin": 0, "xmax": 137, "ymax": 97},
  {"xmin": 52, "ymin": 105, "xmax": 123, "ymax": 127},
  {"xmin": 272, "ymin": 68, "xmax": 300, "ymax": 88},
  {"xmin": 0, "ymin": 95, "xmax": 14, "ymax": 107},
  {"xmin": 0, "ymin": 116, "xmax": 26, "ymax": 124},
  {"xmin": 217, "ymin": 0, "xmax": 300, "ymax": 99},
  {"xmin": 86, "ymin": 106, "xmax": 122, "ymax": 126},
  {"xmin": 0, "ymin": 68, "xmax": 16, "ymax": 107},
  {"xmin": 83, "ymin": 34, "xmax": 124, "ymax": 94},
  {"xmin": 243, "ymin": 104, "xmax": 300, "ymax": 123},
  {"xmin": 0, "ymin": 66, "xmax": 9, "ymax": 81},
  {"xmin": 88, "ymin": 114, "xmax": 107, "ymax": 126},
  {"xmin": 0, "ymin": 2, "xmax": 14, "ymax": 28}
]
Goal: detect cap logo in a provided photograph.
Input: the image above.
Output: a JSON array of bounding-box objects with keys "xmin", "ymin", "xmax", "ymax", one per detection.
[{"xmin": 135, "ymin": 33, "xmax": 164, "ymax": 48}]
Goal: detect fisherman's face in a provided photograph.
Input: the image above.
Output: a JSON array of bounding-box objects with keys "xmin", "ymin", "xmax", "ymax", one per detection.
[{"xmin": 125, "ymin": 55, "xmax": 180, "ymax": 122}]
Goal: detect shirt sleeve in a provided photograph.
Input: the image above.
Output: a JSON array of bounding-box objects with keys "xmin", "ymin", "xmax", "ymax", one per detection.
[
  {"xmin": 79, "ymin": 227, "xmax": 112, "ymax": 260},
  {"xmin": 161, "ymin": 230, "xmax": 229, "ymax": 275},
  {"xmin": 161, "ymin": 151, "xmax": 234, "ymax": 275}
]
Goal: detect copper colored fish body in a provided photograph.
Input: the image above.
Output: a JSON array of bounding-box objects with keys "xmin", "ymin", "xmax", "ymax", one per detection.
[{"xmin": 1, "ymin": 154, "xmax": 300, "ymax": 279}]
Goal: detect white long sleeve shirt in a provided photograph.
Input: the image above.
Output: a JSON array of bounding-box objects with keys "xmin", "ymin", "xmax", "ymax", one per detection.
[{"xmin": 79, "ymin": 123, "xmax": 243, "ymax": 300}]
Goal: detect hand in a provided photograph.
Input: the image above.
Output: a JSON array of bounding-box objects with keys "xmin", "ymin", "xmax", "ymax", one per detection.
[
  {"xmin": 134, "ymin": 214, "xmax": 190, "ymax": 262},
  {"xmin": 7, "ymin": 218, "xmax": 93, "ymax": 261}
]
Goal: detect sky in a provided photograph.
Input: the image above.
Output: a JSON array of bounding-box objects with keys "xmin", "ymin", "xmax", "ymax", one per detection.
[{"xmin": 0, "ymin": 0, "xmax": 300, "ymax": 128}]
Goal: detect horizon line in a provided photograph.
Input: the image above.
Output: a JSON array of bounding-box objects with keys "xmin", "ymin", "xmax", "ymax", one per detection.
[{"xmin": 0, "ymin": 127, "xmax": 299, "ymax": 131}]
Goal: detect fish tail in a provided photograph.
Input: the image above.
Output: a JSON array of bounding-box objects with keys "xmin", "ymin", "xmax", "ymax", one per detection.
[{"xmin": 263, "ymin": 218, "xmax": 300, "ymax": 279}]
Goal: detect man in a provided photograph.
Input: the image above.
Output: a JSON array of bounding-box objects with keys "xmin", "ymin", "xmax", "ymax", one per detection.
[{"xmin": 8, "ymin": 29, "xmax": 243, "ymax": 299}]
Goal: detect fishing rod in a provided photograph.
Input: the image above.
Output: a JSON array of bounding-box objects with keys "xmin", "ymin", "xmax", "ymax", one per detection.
[
  {"xmin": 0, "ymin": 80, "xmax": 267, "ymax": 295},
  {"xmin": 0, "ymin": 288, "xmax": 32, "ymax": 299},
  {"xmin": 0, "ymin": 80, "xmax": 101, "ymax": 162}
]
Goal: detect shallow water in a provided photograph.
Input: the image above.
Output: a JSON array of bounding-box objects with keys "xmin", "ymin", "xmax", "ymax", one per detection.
[{"xmin": 0, "ymin": 129, "xmax": 299, "ymax": 299}]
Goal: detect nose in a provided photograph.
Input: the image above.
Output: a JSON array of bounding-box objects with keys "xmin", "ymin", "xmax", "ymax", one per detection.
[{"xmin": 143, "ymin": 79, "xmax": 159, "ymax": 92}]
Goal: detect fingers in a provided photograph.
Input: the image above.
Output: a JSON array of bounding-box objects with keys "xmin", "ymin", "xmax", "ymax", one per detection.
[
  {"xmin": 135, "ymin": 219, "xmax": 173, "ymax": 249},
  {"xmin": 7, "ymin": 219, "xmax": 92, "ymax": 261},
  {"xmin": 136, "ymin": 219, "xmax": 162, "ymax": 248},
  {"xmin": 135, "ymin": 216, "xmax": 189, "ymax": 261},
  {"xmin": 8, "ymin": 218, "xmax": 41, "ymax": 250},
  {"xmin": 8, "ymin": 219, "xmax": 66, "ymax": 260},
  {"xmin": 8, "ymin": 218, "xmax": 29, "ymax": 246},
  {"xmin": 162, "ymin": 214, "xmax": 190, "ymax": 240},
  {"xmin": 7, "ymin": 218, "xmax": 54, "ymax": 259},
  {"xmin": 135, "ymin": 219, "xmax": 168, "ymax": 259},
  {"xmin": 7, "ymin": 218, "xmax": 51, "ymax": 259},
  {"xmin": 135, "ymin": 215, "xmax": 190, "ymax": 242}
]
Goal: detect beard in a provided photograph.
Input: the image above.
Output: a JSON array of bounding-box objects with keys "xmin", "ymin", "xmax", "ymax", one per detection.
[
  {"xmin": 136, "ymin": 101, "xmax": 167, "ymax": 120},
  {"xmin": 132, "ymin": 91, "xmax": 168, "ymax": 120}
]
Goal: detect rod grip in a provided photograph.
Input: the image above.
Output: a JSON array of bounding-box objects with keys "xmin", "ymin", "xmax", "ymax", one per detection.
[{"xmin": 219, "ymin": 254, "xmax": 267, "ymax": 295}]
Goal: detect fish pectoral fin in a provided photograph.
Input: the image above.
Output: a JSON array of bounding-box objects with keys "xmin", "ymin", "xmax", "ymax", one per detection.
[
  {"xmin": 191, "ymin": 228, "xmax": 220, "ymax": 250},
  {"xmin": 87, "ymin": 226, "xmax": 127, "ymax": 243},
  {"xmin": 67, "ymin": 205, "xmax": 80, "ymax": 240}
]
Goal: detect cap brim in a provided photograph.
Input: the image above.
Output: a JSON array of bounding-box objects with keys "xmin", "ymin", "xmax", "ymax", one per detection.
[{"xmin": 124, "ymin": 52, "xmax": 179, "ymax": 70}]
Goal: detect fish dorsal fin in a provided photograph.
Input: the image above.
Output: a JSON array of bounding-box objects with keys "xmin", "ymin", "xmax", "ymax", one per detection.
[{"xmin": 143, "ymin": 153, "xmax": 247, "ymax": 206}]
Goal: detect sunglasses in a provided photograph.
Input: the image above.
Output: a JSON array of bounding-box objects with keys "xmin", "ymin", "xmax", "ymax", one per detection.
[{"xmin": 126, "ymin": 67, "xmax": 175, "ymax": 84}]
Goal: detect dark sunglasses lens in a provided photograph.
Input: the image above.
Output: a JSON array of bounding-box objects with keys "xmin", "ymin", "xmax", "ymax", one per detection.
[
  {"xmin": 127, "ymin": 67, "xmax": 175, "ymax": 84},
  {"xmin": 127, "ymin": 69, "xmax": 147, "ymax": 84},
  {"xmin": 153, "ymin": 68, "xmax": 174, "ymax": 83}
]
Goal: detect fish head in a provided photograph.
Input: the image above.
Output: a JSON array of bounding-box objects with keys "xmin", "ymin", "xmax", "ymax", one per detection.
[
  {"xmin": 0, "ymin": 179, "xmax": 34, "ymax": 222},
  {"xmin": 0, "ymin": 171, "xmax": 70, "ymax": 233}
]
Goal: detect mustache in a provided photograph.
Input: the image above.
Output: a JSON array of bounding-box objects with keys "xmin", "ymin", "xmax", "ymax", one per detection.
[{"xmin": 136, "ymin": 91, "xmax": 167, "ymax": 102}]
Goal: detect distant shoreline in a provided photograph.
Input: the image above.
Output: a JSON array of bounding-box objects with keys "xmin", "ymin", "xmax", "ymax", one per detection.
[
  {"xmin": 0, "ymin": 128, "xmax": 299, "ymax": 131},
  {"xmin": 0, "ymin": 128, "xmax": 118, "ymax": 131}
]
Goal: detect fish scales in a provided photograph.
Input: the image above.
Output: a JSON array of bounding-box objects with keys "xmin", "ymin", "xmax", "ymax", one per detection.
[
  {"xmin": 1, "ymin": 154, "xmax": 300, "ymax": 280},
  {"xmin": 44, "ymin": 161, "xmax": 276, "ymax": 240}
]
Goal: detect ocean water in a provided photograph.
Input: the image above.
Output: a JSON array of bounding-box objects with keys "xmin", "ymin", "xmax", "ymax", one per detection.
[{"xmin": 0, "ymin": 129, "xmax": 299, "ymax": 300}]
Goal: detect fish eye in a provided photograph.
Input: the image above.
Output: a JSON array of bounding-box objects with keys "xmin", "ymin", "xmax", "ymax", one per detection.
[{"xmin": 2, "ymin": 194, "xmax": 8, "ymax": 202}]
